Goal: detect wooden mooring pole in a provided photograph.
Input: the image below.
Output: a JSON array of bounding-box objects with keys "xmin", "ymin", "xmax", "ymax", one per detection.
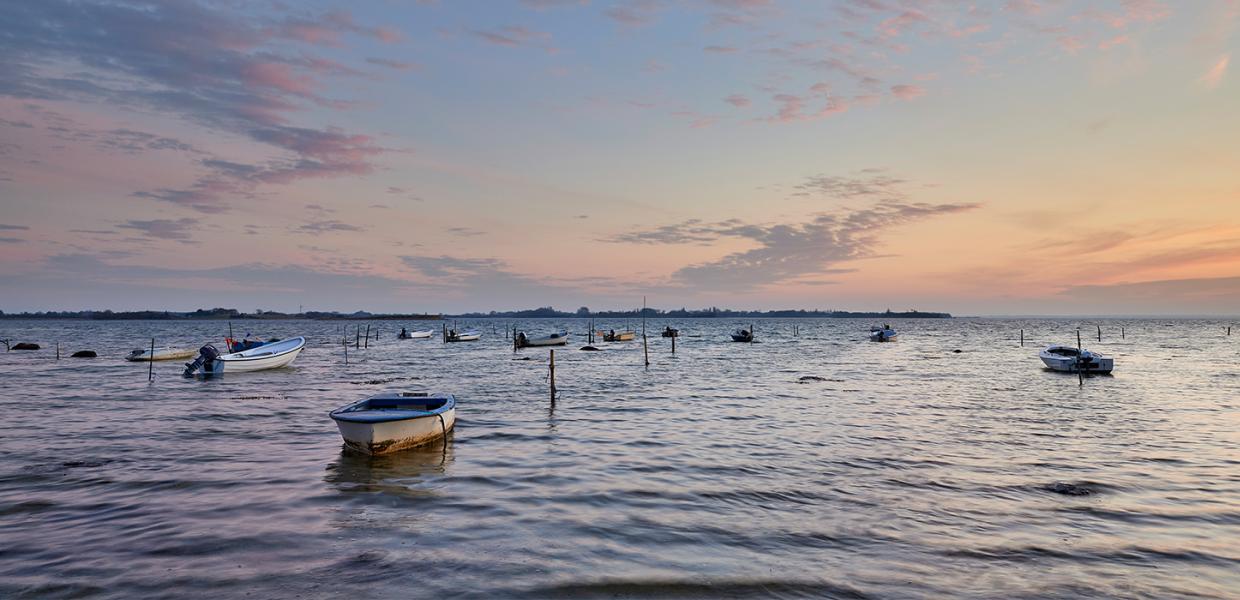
[
  {"xmin": 1076, "ymin": 329, "xmax": 1083, "ymax": 387},
  {"xmin": 148, "ymin": 337, "xmax": 155, "ymax": 382},
  {"xmin": 355, "ymin": 325, "xmax": 360, "ymax": 349},
  {"xmin": 364, "ymin": 324, "xmax": 370, "ymax": 349},
  {"xmin": 671, "ymin": 333, "xmax": 676, "ymax": 354},
  {"xmin": 1122, "ymin": 327, "xmax": 1126, "ymax": 339},
  {"xmin": 56, "ymin": 342, "xmax": 60, "ymax": 360},
  {"xmin": 1097, "ymin": 325, "xmax": 1101, "ymax": 342},
  {"xmin": 1020, "ymin": 329, "xmax": 1024, "ymax": 347},
  {"xmin": 549, "ymin": 349, "xmax": 556, "ymax": 403},
  {"xmin": 343, "ymin": 341, "xmax": 348, "ymax": 365}
]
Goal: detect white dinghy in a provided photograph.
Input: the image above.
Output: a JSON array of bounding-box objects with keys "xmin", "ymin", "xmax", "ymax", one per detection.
[
  {"xmin": 126, "ymin": 346, "xmax": 196, "ymax": 362},
  {"xmin": 516, "ymin": 331, "xmax": 569, "ymax": 348},
  {"xmin": 330, "ymin": 392, "xmax": 456, "ymax": 455},
  {"xmin": 398, "ymin": 329, "xmax": 434, "ymax": 339},
  {"xmin": 869, "ymin": 325, "xmax": 898, "ymax": 342},
  {"xmin": 445, "ymin": 329, "xmax": 481, "ymax": 342},
  {"xmin": 1039, "ymin": 345, "xmax": 1113, "ymax": 374},
  {"xmin": 183, "ymin": 336, "xmax": 306, "ymax": 377}
]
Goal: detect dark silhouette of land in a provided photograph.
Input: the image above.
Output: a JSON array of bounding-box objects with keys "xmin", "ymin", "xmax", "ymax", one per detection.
[{"xmin": 0, "ymin": 306, "xmax": 951, "ymax": 320}]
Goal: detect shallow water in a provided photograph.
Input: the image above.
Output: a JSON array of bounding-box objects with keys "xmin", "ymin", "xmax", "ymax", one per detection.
[{"xmin": 1, "ymin": 318, "xmax": 1238, "ymax": 599}]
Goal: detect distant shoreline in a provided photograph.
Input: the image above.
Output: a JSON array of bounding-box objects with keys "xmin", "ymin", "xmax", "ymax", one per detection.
[{"xmin": 0, "ymin": 308, "xmax": 953, "ymax": 320}]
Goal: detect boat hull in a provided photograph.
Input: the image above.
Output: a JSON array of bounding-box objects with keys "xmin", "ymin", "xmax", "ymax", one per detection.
[
  {"xmin": 518, "ymin": 332, "xmax": 569, "ymax": 347},
  {"xmin": 127, "ymin": 347, "xmax": 196, "ymax": 362},
  {"xmin": 333, "ymin": 409, "xmax": 455, "ymax": 455},
  {"xmin": 869, "ymin": 332, "xmax": 897, "ymax": 342},
  {"xmin": 399, "ymin": 330, "xmax": 434, "ymax": 339},
  {"xmin": 1036, "ymin": 344, "xmax": 1116, "ymax": 371},
  {"xmin": 206, "ymin": 337, "xmax": 306, "ymax": 373}
]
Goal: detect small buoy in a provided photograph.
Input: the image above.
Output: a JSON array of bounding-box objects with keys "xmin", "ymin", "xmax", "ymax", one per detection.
[
  {"xmin": 12, "ymin": 342, "xmax": 40, "ymax": 350},
  {"xmin": 579, "ymin": 345, "xmax": 600, "ymax": 351},
  {"xmin": 70, "ymin": 350, "xmax": 97, "ymax": 358},
  {"xmin": 952, "ymin": 349, "xmax": 963, "ymax": 353}
]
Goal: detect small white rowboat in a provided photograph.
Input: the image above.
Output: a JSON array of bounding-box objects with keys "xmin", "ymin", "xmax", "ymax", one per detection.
[
  {"xmin": 398, "ymin": 329, "xmax": 434, "ymax": 339},
  {"xmin": 126, "ymin": 346, "xmax": 196, "ymax": 362},
  {"xmin": 446, "ymin": 330, "xmax": 481, "ymax": 342},
  {"xmin": 330, "ymin": 392, "xmax": 457, "ymax": 455},
  {"xmin": 1040, "ymin": 345, "xmax": 1113, "ymax": 374},
  {"xmin": 869, "ymin": 326, "xmax": 897, "ymax": 342},
  {"xmin": 516, "ymin": 331, "xmax": 569, "ymax": 347}
]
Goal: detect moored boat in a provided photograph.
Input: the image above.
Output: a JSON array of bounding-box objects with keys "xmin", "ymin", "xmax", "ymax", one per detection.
[
  {"xmin": 661, "ymin": 327, "xmax": 679, "ymax": 338},
  {"xmin": 869, "ymin": 325, "xmax": 897, "ymax": 342},
  {"xmin": 598, "ymin": 329, "xmax": 636, "ymax": 342},
  {"xmin": 445, "ymin": 329, "xmax": 481, "ymax": 342},
  {"xmin": 126, "ymin": 346, "xmax": 196, "ymax": 362},
  {"xmin": 731, "ymin": 328, "xmax": 754, "ymax": 342},
  {"xmin": 183, "ymin": 336, "xmax": 306, "ymax": 376},
  {"xmin": 516, "ymin": 331, "xmax": 569, "ymax": 347},
  {"xmin": 330, "ymin": 392, "xmax": 456, "ymax": 455},
  {"xmin": 1039, "ymin": 345, "xmax": 1113, "ymax": 373},
  {"xmin": 398, "ymin": 328, "xmax": 434, "ymax": 339}
]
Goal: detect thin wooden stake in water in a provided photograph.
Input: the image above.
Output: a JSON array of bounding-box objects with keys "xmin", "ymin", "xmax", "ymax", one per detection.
[
  {"xmin": 148, "ymin": 337, "xmax": 155, "ymax": 382},
  {"xmin": 549, "ymin": 349, "xmax": 556, "ymax": 403},
  {"xmin": 1076, "ymin": 329, "xmax": 1083, "ymax": 387},
  {"xmin": 355, "ymin": 325, "xmax": 360, "ymax": 349},
  {"xmin": 56, "ymin": 342, "xmax": 60, "ymax": 360},
  {"xmin": 343, "ymin": 341, "xmax": 348, "ymax": 365},
  {"xmin": 750, "ymin": 323, "xmax": 755, "ymax": 344},
  {"xmin": 364, "ymin": 324, "xmax": 370, "ymax": 349},
  {"xmin": 671, "ymin": 333, "xmax": 676, "ymax": 354},
  {"xmin": 1097, "ymin": 324, "xmax": 1101, "ymax": 342},
  {"xmin": 642, "ymin": 296, "xmax": 649, "ymax": 368},
  {"xmin": 1122, "ymin": 327, "xmax": 1126, "ymax": 339},
  {"xmin": 1020, "ymin": 329, "xmax": 1024, "ymax": 347}
]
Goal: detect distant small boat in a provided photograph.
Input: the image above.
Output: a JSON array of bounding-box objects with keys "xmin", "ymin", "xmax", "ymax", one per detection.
[
  {"xmin": 445, "ymin": 330, "xmax": 481, "ymax": 342},
  {"xmin": 398, "ymin": 329, "xmax": 434, "ymax": 339},
  {"xmin": 869, "ymin": 325, "xmax": 897, "ymax": 342},
  {"xmin": 599, "ymin": 330, "xmax": 635, "ymax": 342},
  {"xmin": 330, "ymin": 392, "xmax": 457, "ymax": 455},
  {"xmin": 661, "ymin": 327, "xmax": 679, "ymax": 338},
  {"xmin": 516, "ymin": 331, "xmax": 569, "ymax": 347},
  {"xmin": 183, "ymin": 336, "xmax": 305, "ymax": 376},
  {"xmin": 1040, "ymin": 345, "xmax": 1113, "ymax": 373},
  {"xmin": 731, "ymin": 328, "xmax": 753, "ymax": 342},
  {"xmin": 126, "ymin": 346, "xmax": 196, "ymax": 362}
]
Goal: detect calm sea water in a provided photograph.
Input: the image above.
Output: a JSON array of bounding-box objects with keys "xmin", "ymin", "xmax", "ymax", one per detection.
[{"xmin": 1, "ymin": 318, "xmax": 1238, "ymax": 599}]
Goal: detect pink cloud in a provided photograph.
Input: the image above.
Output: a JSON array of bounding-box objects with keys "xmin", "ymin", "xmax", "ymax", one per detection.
[
  {"xmin": 1200, "ymin": 54, "xmax": 1230, "ymax": 89},
  {"xmin": 704, "ymin": 45, "xmax": 739, "ymax": 53},
  {"xmin": 890, "ymin": 84, "xmax": 925, "ymax": 100},
  {"xmin": 242, "ymin": 62, "xmax": 316, "ymax": 95},
  {"xmin": 724, "ymin": 94, "xmax": 751, "ymax": 107}
]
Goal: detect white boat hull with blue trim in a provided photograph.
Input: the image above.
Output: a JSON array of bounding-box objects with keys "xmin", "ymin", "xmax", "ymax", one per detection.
[
  {"xmin": 330, "ymin": 392, "xmax": 456, "ymax": 455},
  {"xmin": 517, "ymin": 331, "xmax": 569, "ymax": 347},
  {"xmin": 209, "ymin": 336, "xmax": 305, "ymax": 373}
]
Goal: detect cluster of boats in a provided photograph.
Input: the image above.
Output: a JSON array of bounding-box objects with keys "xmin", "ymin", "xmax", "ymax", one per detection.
[{"xmin": 107, "ymin": 322, "xmax": 1118, "ymax": 458}]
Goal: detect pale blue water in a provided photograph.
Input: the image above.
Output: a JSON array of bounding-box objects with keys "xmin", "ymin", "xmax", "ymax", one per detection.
[{"xmin": 1, "ymin": 318, "xmax": 1238, "ymax": 599}]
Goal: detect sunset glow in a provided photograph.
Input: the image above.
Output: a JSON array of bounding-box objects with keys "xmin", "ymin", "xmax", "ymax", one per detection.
[{"xmin": 2, "ymin": 0, "xmax": 1237, "ymax": 314}]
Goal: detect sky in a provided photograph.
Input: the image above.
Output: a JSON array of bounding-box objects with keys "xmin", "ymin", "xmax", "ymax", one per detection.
[{"xmin": 0, "ymin": 0, "xmax": 1237, "ymax": 315}]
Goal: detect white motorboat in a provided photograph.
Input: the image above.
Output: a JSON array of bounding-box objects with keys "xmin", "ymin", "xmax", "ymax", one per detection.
[
  {"xmin": 398, "ymin": 329, "xmax": 434, "ymax": 339},
  {"xmin": 330, "ymin": 392, "xmax": 456, "ymax": 455},
  {"xmin": 183, "ymin": 336, "xmax": 305, "ymax": 376},
  {"xmin": 1039, "ymin": 345, "xmax": 1113, "ymax": 373},
  {"xmin": 516, "ymin": 331, "xmax": 569, "ymax": 348},
  {"xmin": 445, "ymin": 330, "xmax": 480, "ymax": 342},
  {"xmin": 869, "ymin": 325, "xmax": 897, "ymax": 342},
  {"xmin": 126, "ymin": 346, "xmax": 196, "ymax": 362}
]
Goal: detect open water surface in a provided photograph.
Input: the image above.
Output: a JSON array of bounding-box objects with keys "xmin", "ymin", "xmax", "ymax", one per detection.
[{"xmin": 1, "ymin": 318, "xmax": 1238, "ymax": 599}]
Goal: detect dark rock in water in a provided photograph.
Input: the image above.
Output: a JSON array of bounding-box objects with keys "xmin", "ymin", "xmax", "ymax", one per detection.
[
  {"xmin": 12, "ymin": 343, "xmax": 40, "ymax": 350},
  {"xmin": 798, "ymin": 375, "xmax": 828, "ymax": 383},
  {"xmin": 580, "ymin": 345, "xmax": 600, "ymax": 351},
  {"xmin": 952, "ymin": 349, "xmax": 963, "ymax": 353},
  {"xmin": 70, "ymin": 350, "xmax": 97, "ymax": 358},
  {"xmin": 513, "ymin": 356, "xmax": 532, "ymax": 361},
  {"xmin": 1044, "ymin": 482, "xmax": 1095, "ymax": 496}
]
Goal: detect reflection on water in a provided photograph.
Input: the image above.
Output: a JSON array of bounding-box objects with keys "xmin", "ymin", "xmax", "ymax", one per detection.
[
  {"xmin": 325, "ymin": 434, "xmax": 454, "ymax": 493},
  {"xmin": 0, "ymin": 317, "xmax": 1238, "ymax": 599}
]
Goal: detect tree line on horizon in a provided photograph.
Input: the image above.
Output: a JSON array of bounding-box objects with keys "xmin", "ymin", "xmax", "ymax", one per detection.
[{"xmin": 0, "ymin": 306, "xmax": 951, "ymax": 320}]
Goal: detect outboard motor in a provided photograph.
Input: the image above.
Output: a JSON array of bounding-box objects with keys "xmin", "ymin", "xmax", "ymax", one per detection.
[
  {"xmin": 183, "ymin": 344, "xmax": 220, "ymax": 378},
  {"xmin": 516, "ymin": 332, "xmax": 527, "ymax": 347}
]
